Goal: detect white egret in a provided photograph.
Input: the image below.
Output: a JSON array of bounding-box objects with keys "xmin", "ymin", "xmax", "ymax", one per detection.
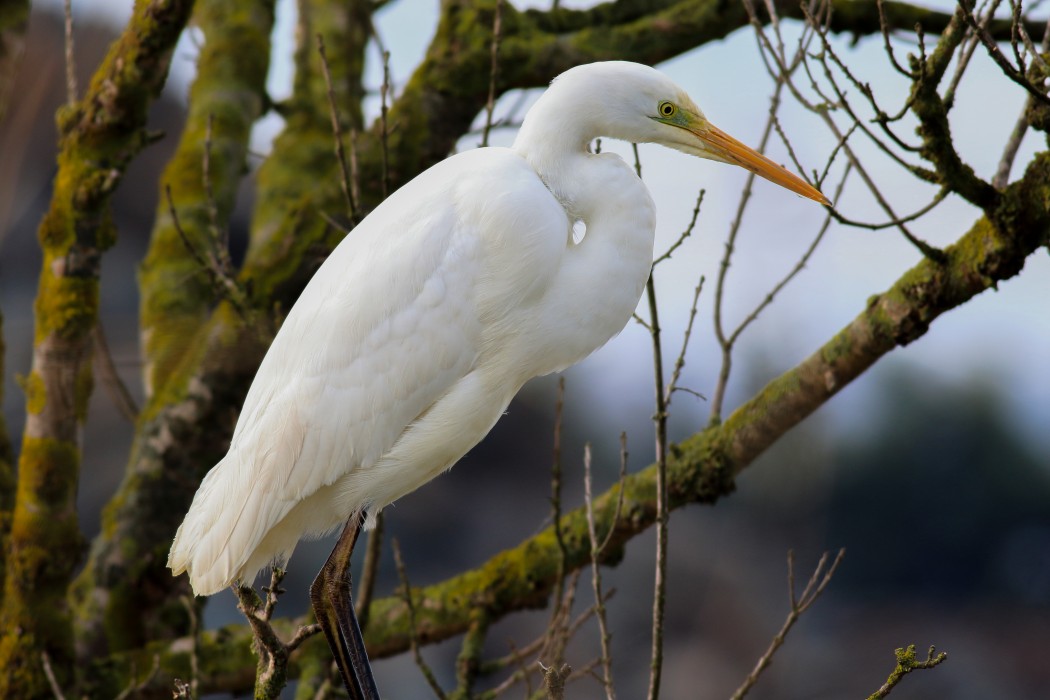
[{"xmin": 169, "ymin": 61, "xmax": 827, "ymax": 697}]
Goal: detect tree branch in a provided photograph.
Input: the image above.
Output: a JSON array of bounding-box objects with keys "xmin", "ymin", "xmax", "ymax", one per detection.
[
  {"xmin": 98, "ymin": 149, "xmax": 1050, "ymax": 694},
  {"xmin": 71, "ymin": 0, "xmax": 277, "ymax": 663},
  {"xmin": 0, "ymin": 0, "xmax": 195, "ymax": 695}
]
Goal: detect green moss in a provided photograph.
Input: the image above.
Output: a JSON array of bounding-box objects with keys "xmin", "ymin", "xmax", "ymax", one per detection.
[
  {"xmin": 23, "ymin": 371, "xmax": 45, "ymax": 414},
  {"xmin": 0, "ymin": 437, "xmax": 82, "ymax": 696},
  {"xmin": 33, "ymin": 263, "xmax": 99, "ymax": 343},
  {"xmin": 139, "ymin": 0, "xmax": 275, "ymax": 398}
]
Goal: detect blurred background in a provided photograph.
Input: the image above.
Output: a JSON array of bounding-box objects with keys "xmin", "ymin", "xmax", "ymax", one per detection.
[{"xmin": 1, "ymin": 1, "xmax": 1048, "ymax": 698}]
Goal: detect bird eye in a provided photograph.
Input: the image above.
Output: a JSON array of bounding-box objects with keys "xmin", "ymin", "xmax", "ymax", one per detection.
[{"xmin": 659, "ymin": 101, "xmax": 677, "ymax": 117}]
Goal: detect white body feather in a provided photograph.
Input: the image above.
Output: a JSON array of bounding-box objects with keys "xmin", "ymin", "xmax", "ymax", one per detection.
[
  {"xmin": 169, "ymin": 63, "xmax": 692, "ymax": 595},
  {"xmin": 161, "ymin": 63, "xmax": 833, "ymax": 700}
]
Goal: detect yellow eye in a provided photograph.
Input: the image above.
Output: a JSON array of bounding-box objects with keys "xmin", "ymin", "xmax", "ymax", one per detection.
[{"xmin": 659, "ymin": 101, "xmax": 677, "ymax": 117}]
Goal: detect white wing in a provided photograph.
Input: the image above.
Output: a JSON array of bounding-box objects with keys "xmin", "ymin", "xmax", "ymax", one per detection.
[{"xmin": 169, "ymin": 147, "xmax": 568, "ymax": 594}]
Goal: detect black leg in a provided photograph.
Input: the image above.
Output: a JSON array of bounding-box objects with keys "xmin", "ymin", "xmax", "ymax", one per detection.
[{"xmin": 310, "ymin": 511, "xmax": 380, "ymax": 699}]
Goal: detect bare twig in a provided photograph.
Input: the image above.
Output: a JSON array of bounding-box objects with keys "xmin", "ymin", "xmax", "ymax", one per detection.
[
  {"xmin": 876, "ymin": 0, "xmax": 918, "ymax": 78},
  {"xmin": 91, "ymin": 323, "xmax": 139, "ymax": 421},
  {"xmin": 176, "ymin": 596, "xmax": 200, "ymax": 700},
  {"xmin": 547, "ymin": 376, "xmax": 570, "ymax": 641},
  {"xmin": 63, "ymin": 0, "xmax": 77, "ymax": 105},
  {"xmin": 380, "ymin": 49, "xmax": 392, "ymax": 199},
  {"xmin": 957, "ymin": 0, "xmax": 1050, "ymax": 106},
  {"xmin": 355, "ymin": 511, "xmax": 384, "ymax": 629},
  {"xmin": 392, "ymin": 538, "xmax": 448, "ymax": 699},
  {"xmin": 727, "ymin": 164, "xmax": 850, "ymax": 351},
  {"xmin": 730, "ymin": 549, "xmax": 846, "ymax": 700},
  {"xmin": 753, "ymin": 0, "xmax": 947, "ymax": 261},
  {"xmin": 665, "ymin": 278, "xmax": 705, "ymax": 407},
  {"xmin": 710, "ymin": 66, "xmax": 787, "ymax": 423},
  {"xmin": 865, "ymin": 644, "xmax": 949, "ymax": 699},
  {"xmin": 583, "ymin": 442, "xmax": 617, "ymax": 700},
  {"xmin": 542, "ymin": 570, "xmax": 581, "ymax": 673},
  {"xmin": 829, "ymin": 186, "xmax": 949, "ymax": 230},
  {"xmin": 995, "ymin": 6, "xmax": 1050, "ymax": 187},
  {"xmin": 164, "ymin": 185, "xmax": 254, "ymax": 325},
  {"xmin": 40, "ymin": 652, "xmax": 67, "ymax": 700},
  {"xmin": 636, "ymin": 141, "xmax": 670, "ymax": 700},
  {"xmin": 653, "ymin": 189, "xmax": 704, "ymax": 266},
  {"xmin": 317, "ymin": 34, "xmax": 358, "ymax": 223},
  {"xmin": 644, "ymin": 281, "xmax": 668, "ymax": 700},
  {"xmin": 481, "ymin": 0, "xmax": 504, "ymax": 147}
]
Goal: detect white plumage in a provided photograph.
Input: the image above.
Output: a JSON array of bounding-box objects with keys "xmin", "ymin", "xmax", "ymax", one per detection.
[{"xmin": 169, "ymin": 61, "xmax": 826, "ymax": 597}]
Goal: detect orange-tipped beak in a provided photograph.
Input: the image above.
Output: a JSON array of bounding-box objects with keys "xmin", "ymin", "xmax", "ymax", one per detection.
[{"xmin": 692, "ymin": 123, "xmax": 830, "ymax": 205}]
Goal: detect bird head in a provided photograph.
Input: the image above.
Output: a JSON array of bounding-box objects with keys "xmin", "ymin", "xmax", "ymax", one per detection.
[{"xmin": 544, "ymin": 61, "xmax": 830, "ymax": 205}]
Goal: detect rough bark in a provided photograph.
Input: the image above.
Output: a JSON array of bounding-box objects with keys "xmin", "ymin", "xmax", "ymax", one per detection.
[
  {"xmin": 139, "ymin": 0, "xmax": 276, "ymax": 398},
  {"xmin": 70, "ymin": 0, "xmax": 275, "ymax": 662},
  {"xmin": 0, "ymin": 1, "xmax": 194, "ymax": 696}
]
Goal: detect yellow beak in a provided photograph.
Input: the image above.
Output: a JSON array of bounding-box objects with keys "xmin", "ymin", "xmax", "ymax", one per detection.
[{"xmin": 690, "ymin": 122, "xmax": 830, "ymax": 205}]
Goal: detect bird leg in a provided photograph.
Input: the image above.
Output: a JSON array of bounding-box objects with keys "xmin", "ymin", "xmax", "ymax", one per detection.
[{"xmin": 310, "ymin": 511, "xmax": 380, "ymax": 699}]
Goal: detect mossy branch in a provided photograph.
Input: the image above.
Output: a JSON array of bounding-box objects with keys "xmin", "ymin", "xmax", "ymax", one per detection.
[
  {"xmin": 91, "ymin": 147, "xmax": 1049, "ymax": 693},
  {"xmin": 73, "ymin": 0, "xmax": 374, "ymax": 671},
  {"xmin": 865, "ymin": 644, "xmax": 948, "ymax": 699},
  {"xmin": 139, "ymin": 0, "xmax": 276, "ymax": 399},
  {"xmin": 0, "ymin": 0, "xmax": 194, "ymax": 696},
  {"xmin": 72, "ymin": 0, "xmax": 1050, "ymax": 685},
  {"xmin": 71, "ymin": 0, "xmax": 276, "ymax": 664}
]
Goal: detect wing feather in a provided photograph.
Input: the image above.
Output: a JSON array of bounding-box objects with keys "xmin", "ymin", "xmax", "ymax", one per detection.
[{"xmin": 169, "ymin": 148, "xmax": 568, "ymax": 594}]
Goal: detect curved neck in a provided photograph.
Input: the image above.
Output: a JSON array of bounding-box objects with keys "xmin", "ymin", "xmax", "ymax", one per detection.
[{"xmin": 512, "ymin": 93, "xmax": 596, "ymax": 198}]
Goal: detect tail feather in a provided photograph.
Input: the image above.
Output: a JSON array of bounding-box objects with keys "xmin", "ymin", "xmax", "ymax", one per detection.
[{"xmin": 168, "ymin": 448, "xmax": 293, "ymax": 596}]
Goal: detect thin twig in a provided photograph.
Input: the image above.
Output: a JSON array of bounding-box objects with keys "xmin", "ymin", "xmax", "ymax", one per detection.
[
  {"xmin": 644, "ymin": 282, "xmax": 668, "ymax": 700},
  {"xmin": 91, "ymin": 323, "xmax": 139, "ymax": 421},
  {"xmin": 958, "ymin": 0, "xmax": 1050, "ymax": 105},
  {"xmin": 727, "ymin": 164, "xmax": 850, "ymax": 350},
  {"xmin": 710, "ymin": 67, "xmax": 787, "ymax": 423},
  {"xmin": 179, "ymin": 596, "xmax": 201, "ymax": 700},
  {"xmin": 380, "ymin": 49, "xmax": 392, "ymax": 200},
  {"xmin": 164, "ymin": 185, "xmax": 254, "ymax": 325},
  {"xmin": 730, "ymin": 549, "xmax": 846, "ymax": 700},
  {"xmin": 63, "ymin": 0, "xmax": 77, "ymax": 105},
  {"xmin": 355, "ymin": 510, "xmax": 384, "ymax": 629},
  {"xmin": 652, "ymin": 189, "xmax": 705, "ymax": 266},
  {"xmin": 665, "ymin": 277, "xmax": 705, "ymax": 406},
  {"xmin": 40, "ymin": 652, "xmax": 67, "ymax": 700},
  {"xmin": 393, "ymin": 538, "xmax": 448, "ymax": 699},
  {"xmin": 865, "ymin": 644, "xmax": 949, "ymax": 699},
  {"xmin": 583, "ymin": 443, "xmax": 616, "ymax": 700},
  {"xmin": 547, "ymin": 376, "xmax": 570, "ymax": 643},
  {"xmin": 317, "ymin": 34, "xmax": 357, "ymax": 224},
  {"xmin": 876, "ymin": 0, "xmax": 918, "ymax": 78},
  {"xmin": 542, "ymin": 569, "xmax": 581, "ymax": 673},
  {"xmin": 829, "ymin": 186, "xmax": 949, "ymax": 230},
  {"xmin": 483, "ymin": 596, "xmax": 613, "ymax": 698},
  {"xmin": 481, "ymin": 0, "xmax": 504, "ymax": 147},
  {"xmin": 994, "ymin": 6, "xmax": 1050, "ymax": 187}
]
